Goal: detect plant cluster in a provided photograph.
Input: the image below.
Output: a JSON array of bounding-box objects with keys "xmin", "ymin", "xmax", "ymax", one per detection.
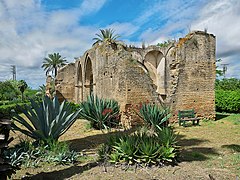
[
  {"xmin": 157, "ymin": 40, "xmax": 173, "ymax": 48},
  {"xmin": 79, "ymin": 95, "xmax": 120, "ymax": 130},
  {"xmin": 215, "ymin": 78, "xmax": 240, "ymax": 113},
  {"xmin": 0, "ymin": 119, "xmax": 18, "ymax": 180},
  {"xmin": 138, "ymin": 103, "xmax": 170, "ymax": 130},
  {"xmin": 0, "ymin": 102, "xmax": 31, "ymax": 119},
  {"xmin": 0, "ymin": 81, "xmax": 20, "ymax": 101},
  {"xmin": 99, "ymin": 127, "xmax": 177, "ymax": 166},
  {"xmin": 215, "ymin": 90, "xmax": 240, "ymax": 113},
  {"xmin": 3, "ymin": 139, "xmax": 79, "ymax": 167},
  {"xmin": 99, "ymin": 104, "xmax": 177, "ymax": 166},
  {"xmin": 215, "ymin": 78, "xmax": 240, "ymax": 91},
  {"xmin": 93, "ymin": 28, "xmax": 120, "ymax": 45},
  {"xmin": 12, "ymin": 96, "xmax": 81, "ymax": 141}
]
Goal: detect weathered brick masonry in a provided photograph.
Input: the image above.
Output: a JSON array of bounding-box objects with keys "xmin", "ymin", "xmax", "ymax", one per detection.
[{"xmin": 54, "ymin": 31, "xmax": 216, "ymax": 123}]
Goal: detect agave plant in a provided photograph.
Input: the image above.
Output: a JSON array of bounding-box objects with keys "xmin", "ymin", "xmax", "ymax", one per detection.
[
  {"xmin": 139, "ymin": 104, "xmax": 171, "ymax": 131},
  {"xmin": 12, "ymin": 96, "xmax": 81, "ymax": 141},
  {"xmin": 79, "ymin": 95, "xmax": 120, "ymax": 130}
]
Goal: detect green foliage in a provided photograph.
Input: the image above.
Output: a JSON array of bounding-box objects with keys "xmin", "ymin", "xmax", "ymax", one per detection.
[
  {"xmin": 216, "ymin": 59, "xmax": 223, "ymax": 78},
  {"xmin": 18, "ymin": 80, "xmax": 28, "ymax": 101},
  {"xmin": 138, "ymin": 103, "xmax": 170, "ymax": 130},
  {"xmin": 42, "ymin": 53, "xmax": 67, "ymax": 77},
  {"xmin": 3, "ymin": 139, "xmax": 79, "ymax": 167},
  {"xmin": 215, "ymin": 78, "xmax": 240, "ymax": 113},
  {"xmin": 98, "ymin": 127, "xmax": 178, "ymax": 166},
  {"xmin": 93, "ymin": 28, "xmax": 120, "ymax": 45},
  {"xmin": 66, "ymin": 101, "xmax": 81, "ymax": 113},
  {"xmin": 0, "ymin": 102, "xmax": 30, "ymax": 118},
  {"xmin": 215, "ymin": 90, "xmax": 240, "ymax": 113},
  {"xmin": 157, "ymin": 40, "xmax": 172, "ymax": 47},
  {"xmin": 12, "ymin": 96, "xmax": 81, "ymax": 141},
  {"xmin": 25, "ymin": 88, "xmax": 38, "ymax": 100},
  {"xmin": 79, "ymin": 95, "xmax": 120, "ymax": 130},
  {"xmin": 215, "ymin": 78, "xmax": 240, "ymax": 91},
  {"xmin": 0, "ymin": 119, "xmax": 18, "ymax": 179},
  {"xmin": 0, "ymin": 81, "xmax": 20, "ymax": 101}
]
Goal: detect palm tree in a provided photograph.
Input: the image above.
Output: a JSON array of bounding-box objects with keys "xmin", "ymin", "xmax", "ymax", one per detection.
[
  {"xmin": 18, "ymin": 80, "xmax": 28, "ymax": 101},
  {"xmin": 93, "ymin": 28, "xmax": 120, "ymax": 45},
  {"xmin": 41, "ymin": 53, "xmax": 67, "ymax": 77}
]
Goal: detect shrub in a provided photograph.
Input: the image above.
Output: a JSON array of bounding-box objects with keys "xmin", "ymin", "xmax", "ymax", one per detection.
[
  {"xmin": 3, "ymin": 139, "xmax": 79, "ymax": 167},
  {"xmin": 215, "ymin": 90, "xmax": 240, "ymax": 113},
  {"xmin": 0, "ymin": 81, "xmax": 20, "ymax": 101},
  {"xmin": 12, "ymin": 96, "xmax": 81, "ymax": 141},
  {"xmin": 0, "ymin": 119, "xmax": 18, "ymax": 180},
  {"xmin": 215, "ymin": 78, "xmax": 240, "ymax": 91},
  {"xmin": 79, "ymin": 95, "xmax": 120, "ymax": 130},
  {"xmin": 0, "ymin": 102, "xmax": 31, "ymax": 118},
  {"xmin": 98, "ymin": 127, "xmax": 178, "ymax": 166},
  {"xmin": 138, "ymin": 103, "xmax": 171, "ymax": 130}
]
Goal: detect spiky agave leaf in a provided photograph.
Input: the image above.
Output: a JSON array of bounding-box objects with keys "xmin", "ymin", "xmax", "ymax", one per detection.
[{"xmin": 12, "ymin": 96, "xmax": 81, "ymax": 141}]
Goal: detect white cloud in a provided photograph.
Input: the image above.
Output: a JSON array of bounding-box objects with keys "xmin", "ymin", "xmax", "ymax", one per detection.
[
  {"xmin": 107, "ymin": 22, "xmax": 139, "ymax": 37},
  {"xmin": 191, "ymin": 0, "xmax": 240, "ymax": 78},
  {"xmin": 0, "ymin": 0, "xmax": 107, "ymax": 88}
]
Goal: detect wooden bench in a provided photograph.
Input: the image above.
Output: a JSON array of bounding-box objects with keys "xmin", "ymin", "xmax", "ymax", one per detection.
[{"xmin": 178, "ymin": 109, "xmax": 200, "ymax": 127}]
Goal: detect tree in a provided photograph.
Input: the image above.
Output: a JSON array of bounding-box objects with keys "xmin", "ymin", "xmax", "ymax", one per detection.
[
  {"xmin": 41, "ymin": 53, "xmax": 67, "ymax": 77},
  {"xmin": 93, "ymin": 28, "xmax": 120, "ymax": 45},
  {"xmin": 0, "ymin": 81, "xmax": 19, "ymax": 101},
  {"xmin": 216, "ymin": 59, "xmax": 223, "ymax": 78},
  {"xmin": 18, "ymin": 80, "xmax": 28, "ymax": 101}
]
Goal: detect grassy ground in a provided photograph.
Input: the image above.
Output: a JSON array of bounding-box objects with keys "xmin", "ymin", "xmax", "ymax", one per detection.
[{"xmin": 10, "ymin": 113, "xmax": 240, "ymax": 179}]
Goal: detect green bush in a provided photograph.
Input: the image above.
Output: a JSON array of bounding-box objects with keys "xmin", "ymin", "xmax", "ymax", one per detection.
[
  {"xmin": 3, "ymin": 139, "xmax": 79, "ymax": 167},
  {"xmin": 12, "ymin": 96, "xmax": 81, "ymax": 141},
  {"xmin": 66, "ymin": 101, "xmax": 81, "ymax": 113},
  {"xmin": 0, "ymin": 81, "xmax": 20, "ymax": 101},
  {"xmin": 98, "ymin": 127, "xmax": 178, "ymax": 166},
  {"xmin": 138, "ymin": 103, "xmax": 170, "ymax": 130},
  {"xmin": 215, "ymin": 78, "xmax": 240, "ymax": 91},
  {"xmin": 0, "ymin": 102, "xmax": 31, "ymax": 118},
  {"xmin": 215, "ymin": 90, "xmax": 240, "ymax": 113},
  {"xmin": 79, "ymin": 95, "xmax": 120, "ymax": 130},
  {"xmin": 0, "ymin": 119, "xmax": 18, "ymax": 179}
]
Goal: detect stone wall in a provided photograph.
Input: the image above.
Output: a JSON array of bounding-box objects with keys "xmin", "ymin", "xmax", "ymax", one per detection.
[
  {"xmin": 169, "ymin": 32, "xmax": 216, "ymax": 120},
  {"xmin": 55, "ymin": 31, "xmax": 216, "ymax": 123}
]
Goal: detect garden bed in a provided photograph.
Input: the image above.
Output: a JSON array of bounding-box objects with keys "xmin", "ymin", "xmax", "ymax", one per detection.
[{"xmin": 10, "ymin": 114, "xmax": 240, "ymax": 179}]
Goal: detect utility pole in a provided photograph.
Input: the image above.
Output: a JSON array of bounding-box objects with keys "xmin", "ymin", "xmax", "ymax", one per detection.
[
  {"xmin": 221, "ymin": 64, "xmax": 229, "ymax": 78},
  {"xmin": 11, "ymin": 65, "xmax": 16, "ymax": 80}
]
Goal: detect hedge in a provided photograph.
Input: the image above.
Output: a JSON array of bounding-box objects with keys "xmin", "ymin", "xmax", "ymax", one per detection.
[
  {"xmin": 0, "ymin": 102, "xmax": 31, "ymax": 118},
  {"xmin": 215, "ymin": 90, "xmax": 240, "ymax": 113}
]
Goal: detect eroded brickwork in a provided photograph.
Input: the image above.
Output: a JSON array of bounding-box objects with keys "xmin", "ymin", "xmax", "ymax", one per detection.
[{"xmin": 55, "ymin": 31, "xmax": 216, "ymax": 123}]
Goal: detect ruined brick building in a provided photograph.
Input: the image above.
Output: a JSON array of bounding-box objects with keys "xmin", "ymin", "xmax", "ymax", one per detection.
[{"xmin": 54, "ymin": 31, "xmax": 216, "ymax": 122}]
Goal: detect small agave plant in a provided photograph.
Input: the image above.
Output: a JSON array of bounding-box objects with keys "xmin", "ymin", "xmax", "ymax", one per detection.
[{"xmin": 12, "ymin": 96, "xmax": 81, "ymax": 141}]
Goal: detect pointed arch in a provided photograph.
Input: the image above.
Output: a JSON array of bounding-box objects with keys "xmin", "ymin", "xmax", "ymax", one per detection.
[
  {"xmin": 144, "ymin": 50, "xmax": 165, "ymax": 95},
  {"xmin": 84, "ymin": 56, "xmax": 93, "ymax": 99}
]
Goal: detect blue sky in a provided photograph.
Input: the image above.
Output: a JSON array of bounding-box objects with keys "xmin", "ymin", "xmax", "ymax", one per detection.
[{"xmin": 0, "ymin": 0, "xmax": 240, "ymax": 88}]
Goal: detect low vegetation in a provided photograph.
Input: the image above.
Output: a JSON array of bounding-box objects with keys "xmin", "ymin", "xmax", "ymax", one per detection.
[
  {"xmin": 0, "ymin": 119, "xmax": 18, "ymax": 180},
  {"xmin": 4, "ymin": 139, "xmax": 78, "ymax": 167},
  {"xmin": 215, "ymin": 78, "xmax": 240, "ymax": 113},
  {"xmin": 99, "ymin": 127, "xmax": 177, "ymax": 166},
  {"xmin": 79, "ymin": 95, "xmax": 120, "ymax": 130},
  {"xmin": 12, "ymin": 96, "xmax": 81, "ymax": 141}
]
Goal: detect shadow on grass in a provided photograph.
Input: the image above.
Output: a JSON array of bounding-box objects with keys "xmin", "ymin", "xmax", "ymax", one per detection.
[
  {"xmin": 177, "ymin": 135, "xmax": 219, "ymax": 162},
  {"xmin": 215, "ymin": 113, "xmax": 229, "ymax": 121},
  {"xmin": 22, "ymin": 161, "xmax": 98, "ymax": 180},
  {"xmin": 65, "ymin": 128, "xmax": 135, "ymax": 152},
  {"xmin": 222, "ymin": 144, "xmax": 240, "ymax": 152}
]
